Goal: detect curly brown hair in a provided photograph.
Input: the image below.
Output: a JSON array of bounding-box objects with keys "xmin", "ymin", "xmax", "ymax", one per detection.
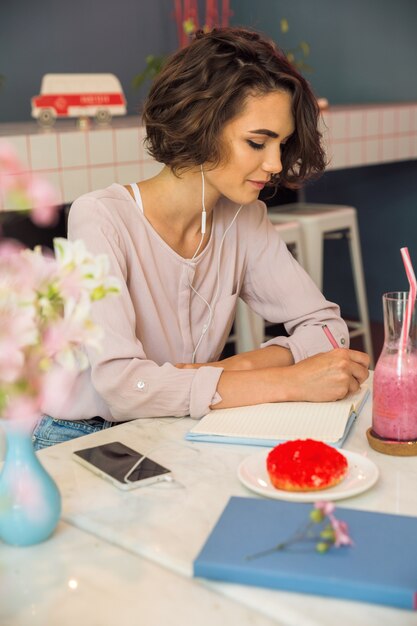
[{"xmin": 142, "ymin": 27, "xmax": 326, "ymax": 189}]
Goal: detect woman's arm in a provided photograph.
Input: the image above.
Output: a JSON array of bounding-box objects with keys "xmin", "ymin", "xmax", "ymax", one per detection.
[
  {"xmin": 213, "ymin": 348, "xmax": 370, "ymax": 408},
  {"xmin": 177, "ymin": 346, "xmax": 370, "ymax": 406},
  {"xmin": 177, "ymin": 345, "xmax": 294, "ymax": 371}
]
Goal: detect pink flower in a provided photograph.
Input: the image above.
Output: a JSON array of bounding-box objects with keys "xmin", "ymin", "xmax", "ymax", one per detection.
[
  {"xmin": 3, "ymin": 394, "xmax": 41, "ymax": 424},
  {"xmin": 0, "ymin": 239, "xmax": 25, "ymax": 257},
  {"xmin": 0, "ymin": 140, "xmax": 59, "ymax": 227},
  {"xmin": 315, "ymin": 501, "xmax": 353, "ymax": 548},
  {"xmin": 0, "ymin": 141, "xmax": 22, "ymax": 173},
  {"xmin": 27, "ymin": 177, "xmax": 59, "ymax": 227},
  {"xmin": 0, "ymin": 307, "xmax": 38, "ymax": 382},
  {"xmin": 314, "ymin": 501, "xmax": 335, "ymax": 516},
  {"xmin": 0, "ymin": 238, "xmax": 119, "ymax": 423},
  {"xmin": 39, "ymin": 366, "xmax": 78, "ymax": 416},
  {"xmin": 329, "ymin": 517, "xmax": 353, "ymax": 547}
]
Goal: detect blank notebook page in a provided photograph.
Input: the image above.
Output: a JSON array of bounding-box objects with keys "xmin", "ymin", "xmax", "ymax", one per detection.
[{"xmin": 189, "ymin": 385, "xmax": 368, "ymax": 444}]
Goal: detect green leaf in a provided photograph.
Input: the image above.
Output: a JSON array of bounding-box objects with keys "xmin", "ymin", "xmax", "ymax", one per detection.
[
  {"xmin": 280, "ymin": 18, "xmax": 289, "ymax": 34},
  {"xmin": 132, "ymin": 55, "xmax": 167, "ymax": 90},
  {"xmin": 309, "ymin": 509, "xmax": 324, "ymax": 523},
  {"xmin": 316, "ymin": 541, "xmax": 330, "ymax": 553}
]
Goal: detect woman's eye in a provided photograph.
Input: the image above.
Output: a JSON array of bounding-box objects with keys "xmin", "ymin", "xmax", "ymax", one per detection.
[{"xmin": 247, "ymin": 140, "xmax": 265, "ymax": 150}]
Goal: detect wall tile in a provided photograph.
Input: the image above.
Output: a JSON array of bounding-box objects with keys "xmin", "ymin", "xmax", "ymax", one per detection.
[
  {"xmin": 62, "ymin": 168, "xmax": 90, "ymax": 203},
  {"xmin": 347, "ymin": 111, "xmax": 364, "ymax": 139},
  {"xmin": 88, "ymin": 129, "xmax": 114, "ymax": 165},
  {"xmin": 59, "ymin": 132, "xmax": 88, "ymax": 168},
  {"xmin": 90, "ymin": 166, "xmax": 116, "ymax": 190},
  {"xmin": 1, "ymin": 135, "xmax": 30, "ymax": 170},
  {"xmin": 363, "ymin": 110, "xmax": 379, "ymax": 138},
  {"xmin": 115, "ymin": 128, "xmax": 140, "ymax": 162},
  {"xmin": 29, "ymin": 134, "xmax": 59, "ymax": 170},
  {"xmin": 141, "ymin": 160, "xmax": 164, "ymax": 179},
  {"xmin": 382, "ymin": 108, "xmax": 395, "ymax": 135},
  {"xmin": 116, "ymin": 163, "xmax": 142, "ymax": 185}
]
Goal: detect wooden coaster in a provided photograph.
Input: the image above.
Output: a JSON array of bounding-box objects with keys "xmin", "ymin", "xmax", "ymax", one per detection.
[{"xmin": 366, "ymin": 428, "xmax": 417, "ymax": 456}]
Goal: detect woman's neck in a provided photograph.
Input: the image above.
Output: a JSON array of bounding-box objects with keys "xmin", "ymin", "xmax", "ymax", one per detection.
[
  {"xmin": 138, "ymin": 166, "xmax": 220, "ymax": 235},
  {"xmin": 135, "ymin": 166, "xmax": 219, "ymax": 258}
]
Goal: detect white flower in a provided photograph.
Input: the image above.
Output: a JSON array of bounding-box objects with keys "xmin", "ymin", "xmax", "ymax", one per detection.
[{"xmin": 0, "ymin": 236, "xmax": 120, "ymax": 419}]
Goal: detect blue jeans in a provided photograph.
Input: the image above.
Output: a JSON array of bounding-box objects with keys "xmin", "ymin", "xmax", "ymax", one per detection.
[{"xmin": 32, "ymin": 415, "xmax": 114, "ymax": 451}]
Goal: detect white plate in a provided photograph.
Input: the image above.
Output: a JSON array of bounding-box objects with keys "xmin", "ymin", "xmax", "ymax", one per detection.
[{"xmin": 237, "ymin": 449, "xmax": 379, "ymax": 502}]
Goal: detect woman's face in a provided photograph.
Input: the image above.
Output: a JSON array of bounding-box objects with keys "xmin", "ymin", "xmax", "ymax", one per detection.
[{"xmin": 203, "ymin": 90, "xmax": 295, "ymax": 205}]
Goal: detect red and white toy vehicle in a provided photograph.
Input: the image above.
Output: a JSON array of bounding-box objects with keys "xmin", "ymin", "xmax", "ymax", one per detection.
[{"xmin": 31, "ymin": 73, "xmax": 127, "ymax": 126}]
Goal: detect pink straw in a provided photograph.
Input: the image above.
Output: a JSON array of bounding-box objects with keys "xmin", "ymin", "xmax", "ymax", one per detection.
[{"xmin": 400, "ymin": 247, "xmax": 417, "ymax": 350}]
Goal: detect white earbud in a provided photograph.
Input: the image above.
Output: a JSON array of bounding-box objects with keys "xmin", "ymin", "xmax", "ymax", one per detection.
[{"xmin": 200, "ymin": 165, "xmax": 206, "ymax": 235}]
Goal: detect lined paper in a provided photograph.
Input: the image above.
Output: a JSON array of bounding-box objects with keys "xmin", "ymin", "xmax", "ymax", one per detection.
[{"xmin": 189, "ymin": 386, "xmax": 368, "ymax": 444}]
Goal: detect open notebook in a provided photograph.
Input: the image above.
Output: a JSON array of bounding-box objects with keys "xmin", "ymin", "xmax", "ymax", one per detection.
[{"xmin": 186, "ymin": 385, "xmax": 369, "ymax": 448}]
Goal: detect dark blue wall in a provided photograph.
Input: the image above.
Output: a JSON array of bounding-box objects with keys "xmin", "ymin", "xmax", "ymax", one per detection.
[
  {"xmin": 0, "ymin": 0, "xmax": 177, "ymax": 123},
  {"xmin": 233, "ymin": 0, "xmax": 417, "ymax": 325},
  {"xmin": 232, "ymin": 0, "xmax": 417, "ymax": 105}
]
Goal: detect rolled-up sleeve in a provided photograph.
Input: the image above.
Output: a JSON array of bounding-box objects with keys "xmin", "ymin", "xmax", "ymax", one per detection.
[
  {"xmin": 93, "ymin": 358, "xmax": 224, "ymax": 420},
  {"xmin": 240, "ymin": 202, "xmax": 349, "ymax": 362}
]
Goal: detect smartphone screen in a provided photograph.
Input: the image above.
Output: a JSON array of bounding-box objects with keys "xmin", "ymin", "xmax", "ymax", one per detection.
[{"xmin": 73, "ymin": 441, "xmax": 171, "ymax": 486}]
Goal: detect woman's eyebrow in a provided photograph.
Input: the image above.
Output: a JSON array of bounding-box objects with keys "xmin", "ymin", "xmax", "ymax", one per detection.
[{"xmin": 248, "ymin": 128, "xmax": 279, "ymax": 138}]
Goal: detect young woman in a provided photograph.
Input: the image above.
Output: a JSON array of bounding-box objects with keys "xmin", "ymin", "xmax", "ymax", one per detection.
[{"xmin": 33, "ymin": 27, "xmax": 369, "ymax": 450}]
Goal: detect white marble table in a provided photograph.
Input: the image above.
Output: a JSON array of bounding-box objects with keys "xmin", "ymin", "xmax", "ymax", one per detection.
[
  {"xmin": 1, "ymin": 520, "xmax": 278, "ymax": 626},
  {"xmin": 6, "ymin": 388, "xmax": 413, "ymax": 626}
]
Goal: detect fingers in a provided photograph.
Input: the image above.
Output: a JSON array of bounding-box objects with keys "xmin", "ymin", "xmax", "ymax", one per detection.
[
  {"xmin": 332, "ymin": 349, "xmax": 369, "ymax": 393},
  {"xmin": 346, "ymin": 349, "xmax": 371, "ymax": 369},
  {"xmin": 350, "ymin": 361, "xmax": 369, "ymax": 384},
  {"xmin": 347, "ymin": 374, "xmax": 361, "ymax": 394}
]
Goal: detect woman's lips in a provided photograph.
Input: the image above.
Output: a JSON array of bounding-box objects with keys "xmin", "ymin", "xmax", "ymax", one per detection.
[{"xmin": 248, "ymin": 180, "xmax": 267, "ymax": 190}]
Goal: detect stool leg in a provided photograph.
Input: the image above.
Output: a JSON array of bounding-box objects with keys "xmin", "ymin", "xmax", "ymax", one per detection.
[
  {"xmin": 235, "ymin": 299, "xmax": 264, "ymax": 353},
  {"xmin": 348, "ymin": 220, "xmax": 374, "ymax": 365},
  {"xmin": 301, "ymin": 223, "xmax": 324, "ymax": 290}
]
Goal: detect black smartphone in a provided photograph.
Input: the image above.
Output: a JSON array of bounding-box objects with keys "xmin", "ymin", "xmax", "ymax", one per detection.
[{"xmin": 72, "ymin": 441, "xmax": 171, "ymax": 491}]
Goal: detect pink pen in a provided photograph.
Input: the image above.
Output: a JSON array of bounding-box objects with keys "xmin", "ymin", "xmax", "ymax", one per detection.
[{"xmin": 322, "ymin": 324, "xmax": 339, "ymax": 349}]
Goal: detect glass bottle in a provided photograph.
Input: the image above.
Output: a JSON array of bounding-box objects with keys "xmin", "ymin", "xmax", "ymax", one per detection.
[{"xmin": 372, "ymin": 292, "xmax": 417, "ymax": 446}]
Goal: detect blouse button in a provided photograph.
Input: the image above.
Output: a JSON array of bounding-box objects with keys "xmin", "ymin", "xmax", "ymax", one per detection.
[
  {"xmin": 137, "ymin": 380, "xmax": 146, "ymax": 390},
  {"xmin": 340, "ymin": 338, "xmax": 346, "ymax": 345}
]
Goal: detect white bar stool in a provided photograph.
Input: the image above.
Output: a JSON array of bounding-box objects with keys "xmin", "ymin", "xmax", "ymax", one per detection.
[
  {"xmin": 268, "ymin": 203, "xmax": 374, "ymax": 365},
  {"xmin": 233, "ymin": 221, "xmax": 305, "ymax": 354}
]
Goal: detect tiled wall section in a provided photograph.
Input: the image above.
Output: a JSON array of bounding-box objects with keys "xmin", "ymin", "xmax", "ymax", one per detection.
[
  {"xmin": 1, "ymin": 103, "xmax": 417, "ymax": 208},
  {"xmin": 321, "ymin": 103, "xmax": 417, "ymax": 170}
]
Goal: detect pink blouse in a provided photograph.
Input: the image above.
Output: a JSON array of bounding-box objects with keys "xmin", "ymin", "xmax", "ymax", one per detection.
[{"xmin": 44, "ymin": 183, "xmax": 348, "ymax": 421}]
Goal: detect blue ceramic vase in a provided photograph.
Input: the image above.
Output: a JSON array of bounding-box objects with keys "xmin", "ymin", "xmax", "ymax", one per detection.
[{"xmin": 0, "ymin": 421, "xmax": 61, "ymax": 546}]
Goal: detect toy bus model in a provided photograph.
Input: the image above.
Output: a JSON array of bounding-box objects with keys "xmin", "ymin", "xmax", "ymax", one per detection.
[{"xmin": 31, "ymin": 73, "xmax": 127, "ymax": 126}]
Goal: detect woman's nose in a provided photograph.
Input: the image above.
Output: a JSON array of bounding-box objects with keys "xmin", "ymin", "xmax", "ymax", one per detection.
[{"xmin": 262, "ymin": 150, "xmax": 283, "ymax": 175}]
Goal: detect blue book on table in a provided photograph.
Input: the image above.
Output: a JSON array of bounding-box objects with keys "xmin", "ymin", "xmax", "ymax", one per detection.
[{"xmin": 194, "ymin": 497, "xmax": 417, "ymax": 610}]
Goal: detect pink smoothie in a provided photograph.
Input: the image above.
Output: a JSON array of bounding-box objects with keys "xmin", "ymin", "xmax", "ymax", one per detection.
[{"xmin": 373, "ymin": 352, "xmax": 417, "ymax": 441}]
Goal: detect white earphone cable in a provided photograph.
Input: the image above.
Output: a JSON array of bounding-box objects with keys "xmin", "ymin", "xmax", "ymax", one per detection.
[
  {"xmin": 190, "ymin": 202, "xmax": 243, "ymax": 362},
  {"xmin": 187, "ymin": 165, "xmax": 243, "ymax": 363}
]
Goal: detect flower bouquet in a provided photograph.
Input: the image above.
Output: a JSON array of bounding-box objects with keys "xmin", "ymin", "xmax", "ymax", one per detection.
[
  {"xmin": 0, "ymin": 138, "xmax": 121, "ymax": 545},
  {"xmin": 0, "ymin": 238, "xmax": 120, "ymax": 545},
  {"xmin": 0, "ymin": 237, "xmax": 120, "ymax": 423}
]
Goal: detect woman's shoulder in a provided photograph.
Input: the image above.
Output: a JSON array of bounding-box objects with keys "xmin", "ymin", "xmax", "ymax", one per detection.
[
  {"xmin": 71, "ymin": 183, "xmax": 131, "ymax": 212},
  {"xmin": 69, "ymin": 183, "xmax": 138, "ymax": 225}
]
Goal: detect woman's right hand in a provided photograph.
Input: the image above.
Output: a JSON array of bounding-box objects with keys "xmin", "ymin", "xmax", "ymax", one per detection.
[{"xmin": 284, "ymin": 348, "xmax": 370, "ymax": 402}]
